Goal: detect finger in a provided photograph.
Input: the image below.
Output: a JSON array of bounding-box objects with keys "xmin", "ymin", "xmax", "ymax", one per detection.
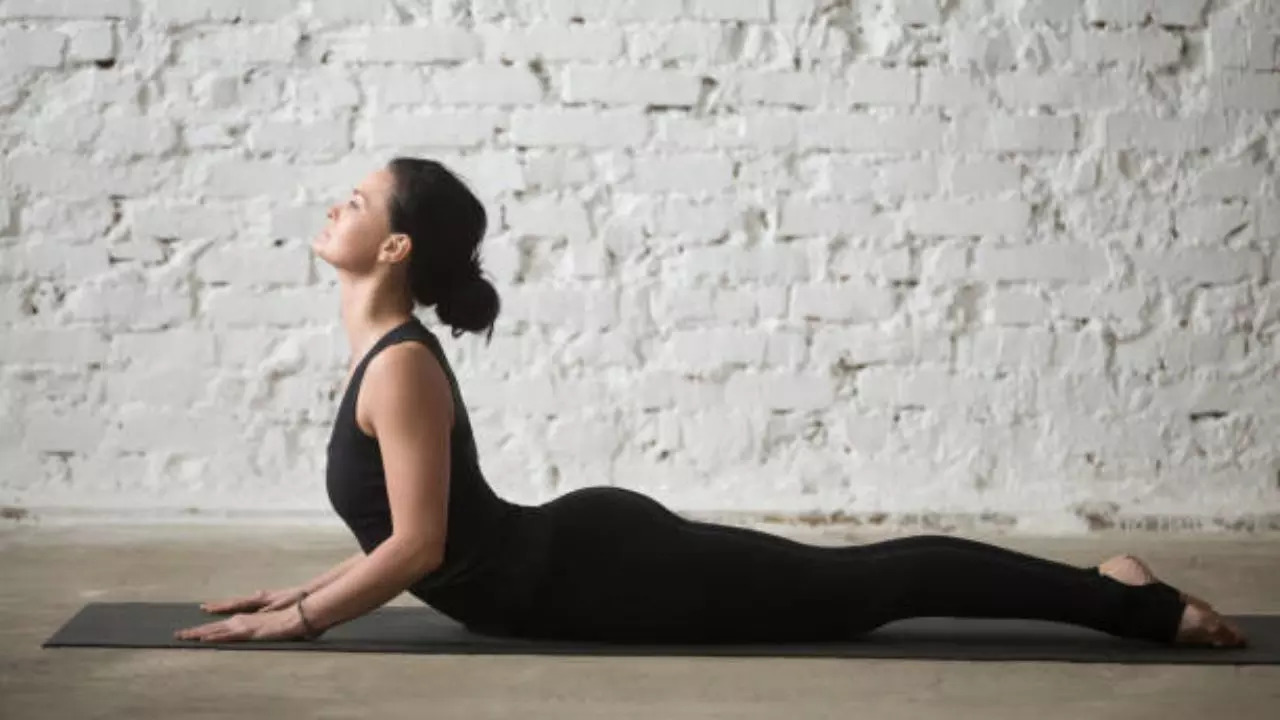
[
  {"xmin": 202, "ymin": 629, "xmax": 246, "ymax": 643},
  {"xmin": 204, "ymin": 598, "xmax": 257, "ymax": 614},
  {"xmin": 186, "ymin": 625, "xmax": 223, "ymax": 641},
  {"xmin": 213, "ymin": 593, "xmax": 261, "ymax": 608},
  {"xmin": 185, "ymin": 620, "xmax": 227, "ymax": 636}
]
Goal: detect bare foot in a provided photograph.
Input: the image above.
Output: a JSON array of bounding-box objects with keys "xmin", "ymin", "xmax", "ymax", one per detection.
[{"xmin": 1096, "ymin": 554, "xmax": 1247, "ymax": 648}]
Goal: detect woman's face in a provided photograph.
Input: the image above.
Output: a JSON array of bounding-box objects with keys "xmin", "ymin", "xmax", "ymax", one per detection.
[{"xmin": 311, "ymin": 167, "xmax": 406, "ymax": 273}]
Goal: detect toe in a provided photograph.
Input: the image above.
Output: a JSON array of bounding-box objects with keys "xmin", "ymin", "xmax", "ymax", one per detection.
[{"xmin": 1221, "ymin": 618, "xmax": 1247, "ymax": 646}]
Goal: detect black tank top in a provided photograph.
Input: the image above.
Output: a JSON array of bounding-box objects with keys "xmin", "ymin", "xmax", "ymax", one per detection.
[{"xmin": 325, "ymin": 316, "xmax": 521, "ymax": 594}]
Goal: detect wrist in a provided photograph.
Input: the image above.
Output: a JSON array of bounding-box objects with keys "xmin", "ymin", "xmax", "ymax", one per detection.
[{"xmin": 294, "ymin": 592, "xmax": 325, "ymax": 640}]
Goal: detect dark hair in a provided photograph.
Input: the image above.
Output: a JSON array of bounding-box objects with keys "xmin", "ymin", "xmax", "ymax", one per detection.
[{"xmin": 386, "ymin": 157, "xmax": 500, "ymax": 344}]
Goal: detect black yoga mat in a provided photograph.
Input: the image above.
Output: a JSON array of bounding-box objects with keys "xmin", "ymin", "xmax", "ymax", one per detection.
[{"xmin": 42, "ymin": 602, "xmax": 1279, "ymax": 665}]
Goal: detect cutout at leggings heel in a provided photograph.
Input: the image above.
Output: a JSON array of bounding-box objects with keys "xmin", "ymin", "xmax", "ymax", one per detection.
[{"xmin": 1090, "ymin": 566, "xmax": 1186, "ymax": 644}]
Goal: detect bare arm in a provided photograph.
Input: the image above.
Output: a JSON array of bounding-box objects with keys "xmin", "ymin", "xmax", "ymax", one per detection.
[
  {"xmin": 299, "ymin": 551, "xmax": 365, "ymax": 594},
  {"xmin": 294, "ymin": 537, "xmax": 439, "ymax": 634}
]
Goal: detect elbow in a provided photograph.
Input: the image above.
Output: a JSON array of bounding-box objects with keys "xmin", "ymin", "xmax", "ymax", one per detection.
[
  {"xmin": 415, "ymin": 552, "xmax": 444, "ymax": 576},
  {"xmin": 397, "ymin": 539, "xmax": 444, "ymax": 576}
]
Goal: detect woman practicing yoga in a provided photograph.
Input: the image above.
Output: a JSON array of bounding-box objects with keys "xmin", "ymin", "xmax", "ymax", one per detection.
[{"xmin": 174, "ymin": 158, "xmax": 1246, "ymax": 648}]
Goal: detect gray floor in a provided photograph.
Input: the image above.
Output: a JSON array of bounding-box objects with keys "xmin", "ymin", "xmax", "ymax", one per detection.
[{"xmin": 2, "ymin": 522, "xmax": 1278, "ymax": 720}]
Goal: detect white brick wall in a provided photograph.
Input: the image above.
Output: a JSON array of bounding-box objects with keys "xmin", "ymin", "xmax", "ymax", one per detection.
[{"xmin": 1, "ymin": 0, "xmax": 1277, "ymax": 533}]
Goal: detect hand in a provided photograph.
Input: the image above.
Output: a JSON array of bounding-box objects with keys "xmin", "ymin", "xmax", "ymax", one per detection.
[
  {"xmin": 174, "ymin": 606, "xmax": 309, "ymax": 643},
  {"xmin": 199, "ymin": 587, "xmax": 310, "ymax": 615}
]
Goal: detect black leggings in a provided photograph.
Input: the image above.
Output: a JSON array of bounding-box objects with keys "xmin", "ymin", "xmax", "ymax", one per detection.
[{"xmin": 497, "ymin": 487, "xmax": 1186, "ymax": 644}]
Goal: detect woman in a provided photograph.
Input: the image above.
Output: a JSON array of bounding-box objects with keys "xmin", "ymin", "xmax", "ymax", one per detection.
[{"xmin": 174, "ymin": 158, "xmax": 1246, "ymax": 648}]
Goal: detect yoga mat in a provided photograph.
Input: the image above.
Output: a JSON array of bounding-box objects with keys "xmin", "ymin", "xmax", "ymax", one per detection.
[{"xmin": 42, "ymin": 602, "xmax": 1279, "ymax": 665}]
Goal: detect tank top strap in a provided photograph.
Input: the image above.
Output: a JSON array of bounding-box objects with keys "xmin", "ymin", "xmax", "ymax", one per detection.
[
  {"xmin": 343, "ymin": 318, "xmax": 435, "ymax": 398},
  {"xmin": 356, "ymin": 316, "xmax": 430, "ymax": 367}
]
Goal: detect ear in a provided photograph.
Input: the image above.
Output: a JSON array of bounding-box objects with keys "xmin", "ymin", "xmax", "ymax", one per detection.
[{"xmin": 385, "ymin": 232, "xmax": 413, "ymax": 263}]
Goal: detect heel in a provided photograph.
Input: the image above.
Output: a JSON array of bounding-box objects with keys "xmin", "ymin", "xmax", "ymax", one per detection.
[
  {"xmin": 1120, "ymin": 580, "xmax": 1186, "ymax": 644},
  {"xmin": 1089, "ymin": 565, "xmax": 1187, "ymax": 644}
]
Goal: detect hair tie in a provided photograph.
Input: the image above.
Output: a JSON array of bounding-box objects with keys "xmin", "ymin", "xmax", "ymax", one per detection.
[
  {"xmin": 437, "ymin": 257, "xmax": 481, "ymax": 302},
  {"xmin": 455, "ymin": 257, "xmax": 482, "ymax": 289}
]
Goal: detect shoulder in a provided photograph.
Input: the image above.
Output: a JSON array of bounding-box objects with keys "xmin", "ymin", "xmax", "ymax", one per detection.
[{"xmin": 362, "ymin": 340, "xmax": 455, "ymax": 430}]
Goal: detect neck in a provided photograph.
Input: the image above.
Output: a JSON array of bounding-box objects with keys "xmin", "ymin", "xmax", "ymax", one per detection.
[{"xmin": 336, "ymin": 274, "xmax": 415, "ymax": 363}]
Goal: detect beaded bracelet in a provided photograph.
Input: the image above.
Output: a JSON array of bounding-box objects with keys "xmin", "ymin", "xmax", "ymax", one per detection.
[{"xmin": 296, "ymin": 591, "xmax": 324, "ymax": 640}]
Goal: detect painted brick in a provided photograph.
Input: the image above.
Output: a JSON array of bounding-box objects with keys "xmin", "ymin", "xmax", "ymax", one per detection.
[{"xmin": 0, "ymin": 0, "xmax": 1273, "ymax": 530}]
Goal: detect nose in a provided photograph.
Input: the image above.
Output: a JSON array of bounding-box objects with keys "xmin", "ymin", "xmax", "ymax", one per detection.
[{"xmin": 326, "ymin": 204, "xmax": 338, "ymax": 221}]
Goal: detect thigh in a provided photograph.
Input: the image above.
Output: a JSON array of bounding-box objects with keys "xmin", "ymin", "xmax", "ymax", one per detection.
[{"xmin": 660, "ymin": 520, "xmax": 864, "ymax": 641}]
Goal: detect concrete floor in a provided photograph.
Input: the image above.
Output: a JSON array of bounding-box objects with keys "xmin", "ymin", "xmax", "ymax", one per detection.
[{"xmin": 2, "ymin": 523, "xmax": 1278, "ymax": 720}]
